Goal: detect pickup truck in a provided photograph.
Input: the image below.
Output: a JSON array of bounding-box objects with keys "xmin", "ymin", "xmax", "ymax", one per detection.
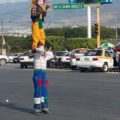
[{"xmin": 0, "ymin": 55, "xmax": 9, "ymax": 65}]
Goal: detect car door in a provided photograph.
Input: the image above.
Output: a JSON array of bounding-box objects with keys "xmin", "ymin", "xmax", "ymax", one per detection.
[{"xmin": 104, "ymin": 50, "xmax": 113, "ymax": 67}]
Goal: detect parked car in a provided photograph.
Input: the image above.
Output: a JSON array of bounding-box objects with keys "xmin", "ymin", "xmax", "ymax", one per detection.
[
  {"xmin": 0, "ymin": 54, "xmax": 9, "ymax": 66},
  {"xmin": 13, "ymin": 53, "xmax": 23, "ymax": 63},
  {"xmin": 19, "ymin": 51, "xmax": 33, "ymax": 68},
  {"xmin": 70, "ymin": 48, "xmax": 89, "ymax": 70},
  {"xmin": 19, "ymin": 50, "xmax": 71, "ymax": 69},
  {"xmin": 54, "ymin": 51, "xmax": 71, "ymax": 68},
  {"xmin": 8, "ymin": 53, "xmax": 22, "ymax": 63},
  {"xmin": 76, "ymin": 49, "xmax": 114, "ymax": 72}
]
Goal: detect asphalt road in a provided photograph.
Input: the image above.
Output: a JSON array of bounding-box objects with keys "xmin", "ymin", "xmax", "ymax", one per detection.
[{"xmin": 0, "ymin": 64, "xmax": 120, "ymax": 120}]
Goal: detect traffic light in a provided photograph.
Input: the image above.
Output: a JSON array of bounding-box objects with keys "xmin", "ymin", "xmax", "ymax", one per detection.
[
  {"xmin": 76, "ymin": 0, "xmax": 85, "ymax": 3},
  {"xmin": 100, "ymin": 0, "xmax": 112, "ymax": 4},
  {"xmin": 84, "ymin": 0, "xmax": 97, "ymax": 3},
  {"xmin": 94, "ymin": 23, "xmax": 98, "ymax": 34},
  {"xmin": 75, "ymin": 0, "xmax": 100, "ymax": 3},
  {"xmin": 68, "ymin": 0, "xmax": 76, "ymax": 4}
]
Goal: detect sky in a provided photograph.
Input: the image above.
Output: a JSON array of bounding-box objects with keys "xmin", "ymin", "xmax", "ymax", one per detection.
[
  {"xmin": 0, "ymin": 0, "xmax": 29, "ymax": 4},
  {"xmin": 0, "ymin": 0, "xmax": 59, "ymax": 4}
]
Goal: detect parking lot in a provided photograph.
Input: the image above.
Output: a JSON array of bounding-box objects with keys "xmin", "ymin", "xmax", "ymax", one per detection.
[{"xmin": 0, "ymin": 63, "xmax": 120, "ymax": 120}]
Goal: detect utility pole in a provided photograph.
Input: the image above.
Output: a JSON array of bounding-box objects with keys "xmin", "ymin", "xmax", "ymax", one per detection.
[
  {"xmin": 96, "ymin": 5, "xmax": 100, "ymax": 48},
  {"xmin": 87, "ymin": 6, "xmax": 92, "ymax": 38},
  {"xmin": 1, "ymin": 21, "xmax": 6, "ymax": 55},
  {"xmin": 1, "ymin": 21, "xmax": 4, "ymax": 51},
  {"xmin": 116, "ymin": 26, "xmax": 118, "ymax": 40},
  {"xmin": 0, "ymin": 21, "xmax": 3, "ymax": 54}
]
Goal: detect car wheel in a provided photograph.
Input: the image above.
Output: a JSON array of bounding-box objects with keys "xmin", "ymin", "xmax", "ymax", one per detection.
[
  {"xmin": 79, "ymin": 68, "xmax": 86, "ymax": 72},
  {"xmin": 101, "ymin": 63, "xmax": 108, "ymax": 72},
  {"xmin": 0, "ymin": 59, "xmax": 6, "ymax": 66},
  {"xmin": 20, "ymin": 64, "xmax": 24, "ymax": 68},
  {"xmin": 71, "ymin": 66, "xmax": 77, "ymax": 70},
  {"xmin": 25, "ymin": 65, "xmax": 27, "ymax": 68}
]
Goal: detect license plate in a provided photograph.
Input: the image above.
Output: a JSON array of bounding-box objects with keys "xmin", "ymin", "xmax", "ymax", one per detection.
[
  {"xmin": 66, "ymin": 58, "xmax": 70, "ymax": 60},
  {"xmin": 76, "ymin": 58, "xmax": 80, "ymax": 61},
  {"xmin": 84, "ymin": 58, "xmax": 89, "ymax": 62}
]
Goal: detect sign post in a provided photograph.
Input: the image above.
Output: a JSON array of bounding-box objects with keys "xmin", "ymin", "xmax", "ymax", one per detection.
[{"xmin": 53, "ymin": 3, "xmax": 84, "ymax": 9}]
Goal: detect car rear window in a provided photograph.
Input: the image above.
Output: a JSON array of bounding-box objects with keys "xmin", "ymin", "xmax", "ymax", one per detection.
[
  {"xmin": 23, "ymin": 52, "xmax": 31, "ymax": 56},
  {"xmin": 55, "ymin": 52, "xmax": 67, "ymax": 56},
  {"xmin": 74, "ymin": 50, "xmax": 86, "ymax": 54},
  {"xmin": 85, "ymin": 50, "xmax": 102, "ymax": 56}
]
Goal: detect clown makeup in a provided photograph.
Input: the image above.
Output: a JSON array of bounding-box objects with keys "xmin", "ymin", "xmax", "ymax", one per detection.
[{"xmin": 37, "ymin": 0, "xmax": 44, "ymax": 5}]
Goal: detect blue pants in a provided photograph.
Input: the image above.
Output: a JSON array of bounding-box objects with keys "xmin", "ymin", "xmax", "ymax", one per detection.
[{"xmin": 33, "ymin": 69, "xmax": 48, "ymax": 110}]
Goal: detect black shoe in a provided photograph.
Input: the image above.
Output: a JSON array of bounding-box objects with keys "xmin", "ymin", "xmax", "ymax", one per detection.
[{"xmin": 42, "ymin": 108, "xmax": 49, "ymax": 114}]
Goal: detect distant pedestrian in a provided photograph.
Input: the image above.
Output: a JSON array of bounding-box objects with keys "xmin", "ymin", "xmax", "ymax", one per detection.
[
  {"xmin": 108, "ymin": 47, "xmax": 114, "ymax": 58},
  {"xmin": 46, "ymin": 47, "xmax": 54, "ymax": 68},
  {"xmin": 117, "ymin": 54, "xmax": 120, "ymax": 72}
]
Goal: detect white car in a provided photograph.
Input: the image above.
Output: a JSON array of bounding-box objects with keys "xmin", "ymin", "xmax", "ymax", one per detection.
[
  {"xmin": 55, "ymin": 51, "xmax": 70, "ymax": 67},
  {"xmin": 76, "ymin": 49, "xmax": 114, "ymax": 72},
  {"xmin": 19, "ymin": 51, "xmax": 33, "ymax": 68},
  {"xmin": 70, "ymin": 48, "xmax": 89, "ymax": 70},
  {"xmin": 8, "ymin": 53, "xmax": 21, "ymax": 63},
  {"xmin": 0, "ymin": 55, "xmax": 9, "ymax": 65}
]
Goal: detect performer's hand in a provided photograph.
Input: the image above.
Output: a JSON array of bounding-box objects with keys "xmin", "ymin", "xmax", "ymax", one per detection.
[
  {"xmin": 46, "ymin": 4, "xmax": 51, "ymax": 9},
  {"xmin": 32, "ymin": 49, "xmax": 36, "ymax": 54}
]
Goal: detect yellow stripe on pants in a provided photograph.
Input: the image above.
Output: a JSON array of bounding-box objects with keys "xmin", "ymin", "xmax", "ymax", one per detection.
[{"xmin": 32, "ymin": 21, "xmax": 45, "ymax": 50}]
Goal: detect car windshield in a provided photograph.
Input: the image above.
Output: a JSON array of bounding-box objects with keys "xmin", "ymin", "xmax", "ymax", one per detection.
[
  {"xmin": 23, "ymin": 51, "xmax": 31, "ymax": 56},
  {"xmin": 64, "ymin": 52, "xmax": 70, "ymax": 56},
  {"xmin": 85, "ymin": 50, "xmax": 102, "ymax": 56},
  {"xmin": 55, "ymin": 52, "xmax": 67, "ymax": 56}
]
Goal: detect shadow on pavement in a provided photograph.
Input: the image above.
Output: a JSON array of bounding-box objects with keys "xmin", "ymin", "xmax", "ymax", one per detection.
[{"xmin": 0, "ymin": 102, "xmax": 33, "ymax": 114}]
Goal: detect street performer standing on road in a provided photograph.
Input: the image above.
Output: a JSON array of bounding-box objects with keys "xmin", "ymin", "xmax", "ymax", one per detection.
[{"xmin": 31, "ymin": 0, "xmax": 50, "ymax": 114}]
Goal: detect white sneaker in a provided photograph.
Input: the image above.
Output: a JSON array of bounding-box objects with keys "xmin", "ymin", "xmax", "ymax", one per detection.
[{"xmin": 34, "ymin": 109, "xmax": 41, "ymax": 115}]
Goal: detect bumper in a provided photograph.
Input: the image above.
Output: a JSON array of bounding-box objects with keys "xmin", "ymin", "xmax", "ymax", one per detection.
[{"xmin": 77, "ymin": 62, "xmax": 103, "ymax": 68}]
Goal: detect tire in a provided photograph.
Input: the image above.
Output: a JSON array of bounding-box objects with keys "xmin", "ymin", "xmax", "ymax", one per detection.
[
  {"xmin": 0, "ymin": 59, "xmax": 6, "ymax": 66},
  {"xmin": 79, "ymin": 68, "xmax": 86, "ymax": 72},
  {"xmin": 20, "ymin": 64, "xmax": 24, "ymax": 68},
  {"xmin": 71, "ymin": 66, "xmax": 77, "ymax": 70},
  {"xmin": 101, "ymin": 63, "xmax": 108, "ymax": 72},
  {"xmin": 91, "ymin": 68, "xmax": 95, "ymax": 72},
  {"xmin": 25, "ymin": 65, "xmax": 27, "ymax": 68}
]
